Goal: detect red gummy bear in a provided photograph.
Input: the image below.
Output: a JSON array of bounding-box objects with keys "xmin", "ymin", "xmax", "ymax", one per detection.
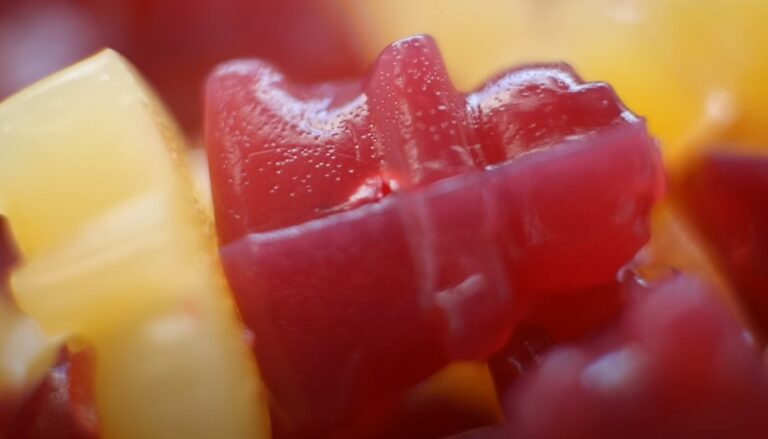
[{"xmin": 206, "ymin": 35, "xmax": 663, "ymax": 435}]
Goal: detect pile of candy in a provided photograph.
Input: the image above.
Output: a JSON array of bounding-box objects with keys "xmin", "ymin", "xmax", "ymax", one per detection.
[{"xmin": 1, "ymin": 1, "xmax": 767, "ymax": 438}]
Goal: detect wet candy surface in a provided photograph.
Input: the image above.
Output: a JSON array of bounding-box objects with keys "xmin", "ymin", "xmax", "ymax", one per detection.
[
  {"xmin": 206, "ymin": 35, "xmax": 663, "ymax": 435},
  {"xmin": 207, "ymin": 36, "xmax": 639, "ymax": 242}
]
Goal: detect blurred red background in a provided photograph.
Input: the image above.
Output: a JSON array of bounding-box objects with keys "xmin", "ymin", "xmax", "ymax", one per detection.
[{"xmin": 0, "ymin": 0, "xmax": 364, "ymax": 133}]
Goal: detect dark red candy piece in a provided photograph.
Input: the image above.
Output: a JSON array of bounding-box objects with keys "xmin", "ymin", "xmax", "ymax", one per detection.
[
  {"xmin": 678, "ymin": 151, "xmax": 768, "ymax": 336},
  {"xmin": 487, "ymin": 323, "xmax": 552, "ymax": 400},
  {"xmin": 0, "ymin": 222, "xmax": 98, "ymax": 438},
  {"xmin": 208, "ymin": 35, "xmax": 663, "ymax": 436},
  {"xmin": 0, "ymin": 216, "xmax": 20, "ymax": 308},
  {"xmin": 2, "ymin": 347, "xmax": 99, "ymax": 439},
  {"xmin": 501, "ymin": 274, "xmax": 768, "ymax": 439},
  {"xmin": 373, "ymin": 398, "xmax": 497, "ymax": 439},
  {"xmin": 0, "ymin": 216, "xmax": 19, "ymax": 291},
  {"xmin": 446, "ymin": 426, "xmax": 513, "ymax": 439},
  {"xmin": 489, "ymin": 272, "xmax": 641, "ymax": 397}
]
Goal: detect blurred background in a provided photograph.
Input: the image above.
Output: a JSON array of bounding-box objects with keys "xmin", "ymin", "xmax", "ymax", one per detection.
[
  {"xmin": 3, "ymin": 0, "xmax": 768, "ymax": 166},
  {"xmin": 0, "ymin": 0, "xmax": 364, "ymax": 132}
]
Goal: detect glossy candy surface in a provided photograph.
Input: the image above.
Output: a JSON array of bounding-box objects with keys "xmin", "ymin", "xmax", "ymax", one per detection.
[
  {"xmin": 207, "ymin": 36, "xmax": 639, "ymax": 242},
  {"xmin": 207, "ymin": 35, "xmax": 663, "ymax": 435},
  {"xmin": 345, "ymin": 0, "xmax": 768, "ymax": 167}
]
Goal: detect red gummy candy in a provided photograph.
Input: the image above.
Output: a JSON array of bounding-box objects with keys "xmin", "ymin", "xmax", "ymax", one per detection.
[
  {"xmin": 206, "ymin": 35, "xmax": 663, "ymax": 435},
  {"xmin": 207, "ymin": 35, "xmax": 638, "ymax": 242},
  {"xmin": 489, "ymin": 273, "xmax": 640, "ymax": 398},
  {"xmin": 500, "ymin": 275, "xmax": 768, "ymax": 439},
  {"xmin": 2, "ymin": 347, "xmax": 99, "ymax": 439},
  {"xmin": 678, "ymin": 151, "xmax": 768, "ymax": 337}
]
